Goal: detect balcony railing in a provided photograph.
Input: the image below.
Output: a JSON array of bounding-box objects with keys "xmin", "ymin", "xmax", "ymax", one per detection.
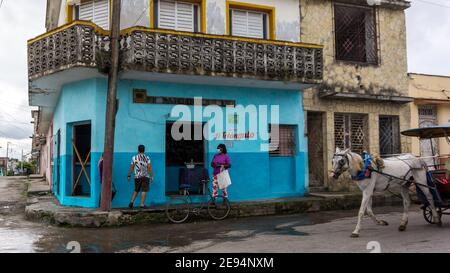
[
  {"xmin": 28, "ymin": 21, "xmax": 110, "ymax": 80},
  {"xmin": 28, "ymin": 22, "xmax": 323, "ymax": 83},
  {"xmin": 121, "ymin": 28, "xmax": 323, "ymax": 83}
]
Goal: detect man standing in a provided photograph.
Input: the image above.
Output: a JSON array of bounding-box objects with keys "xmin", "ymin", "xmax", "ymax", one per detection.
[{"xmin": 127, "ymin": 145, "xmax": 154, "ymax": 209}]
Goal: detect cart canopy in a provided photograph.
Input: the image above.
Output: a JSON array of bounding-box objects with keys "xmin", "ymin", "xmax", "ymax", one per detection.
[{"xmin": 401, "ymin": 124, "xmax": 450, "ymax": 139}]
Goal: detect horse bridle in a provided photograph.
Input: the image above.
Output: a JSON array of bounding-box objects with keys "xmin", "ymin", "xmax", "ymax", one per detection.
[{"xmin": 332, "ymin": 152, "xmax": 352, "ymax": 178}]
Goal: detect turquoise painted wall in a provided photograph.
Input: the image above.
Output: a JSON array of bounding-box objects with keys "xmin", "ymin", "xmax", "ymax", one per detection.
[{"xmin": 52, "ymin": 78, "xmax": 309, "ymax": 208}]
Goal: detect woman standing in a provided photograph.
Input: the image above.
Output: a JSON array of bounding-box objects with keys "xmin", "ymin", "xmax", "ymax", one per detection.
[{"xmin": 211, "ymin": 144, "xmax": 231, "ymax": 199}]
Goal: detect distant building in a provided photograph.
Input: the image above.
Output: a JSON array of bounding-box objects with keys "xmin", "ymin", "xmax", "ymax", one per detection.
[{"xmin": 409, "ymin": 73, "xmax": 450, "ymax": 167}]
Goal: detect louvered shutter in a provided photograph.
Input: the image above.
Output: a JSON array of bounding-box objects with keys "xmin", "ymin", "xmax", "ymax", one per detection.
[
  {"xmin": 159, "ymin": 0, "xmax": 176, "ymax": 30},
  {"xmin": 159, "ymin": 0, "xmax": 195, "ymax": 32},
  {"xmin": 93, "ymin": 0, "xmax": 110, "ymax": 29},
  {"xmin": 78, "ymin": 0, "xmax": 110, "ymax": 29},
  {"xmin": 231, "ymin": 9, "xmax": 265, "ymax": 39},
  {"xmin": 79, "ymin": 1, "xmax": 94, "ymax": 21},
  {"xmin": 231, "ymin": 10, "xmax": 248, "ymax": 37},
  {"xmin": 176, "ymin": 2, "xmax": 194, "ymax": 32}
]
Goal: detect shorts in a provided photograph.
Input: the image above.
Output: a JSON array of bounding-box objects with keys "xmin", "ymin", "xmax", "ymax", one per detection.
[{"xmin": 134, "ymin": 177, "xmax": 150, "ymax": 192}]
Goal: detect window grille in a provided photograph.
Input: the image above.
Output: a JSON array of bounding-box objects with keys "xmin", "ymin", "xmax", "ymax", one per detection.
[{"xmin": 334, "ymin": 3, "xmax": 377, "ymax": 64}]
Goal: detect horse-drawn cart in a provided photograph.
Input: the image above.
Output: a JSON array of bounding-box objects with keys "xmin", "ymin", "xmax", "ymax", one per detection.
[{"xmin": 401, "ymin": 125, "xmax": 450, "ymax": 224}]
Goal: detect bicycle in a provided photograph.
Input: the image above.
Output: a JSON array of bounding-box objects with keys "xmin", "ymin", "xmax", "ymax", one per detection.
[{"xmin": 165, "ymin": 179, "xmax": 231, "ymax": 224}]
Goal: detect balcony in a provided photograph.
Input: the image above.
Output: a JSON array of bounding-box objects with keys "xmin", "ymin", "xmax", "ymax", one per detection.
[
  {"xmin": 28, "ymin": 21, "xmax": 110, "ymax": 81},
  {"xmin": 120, "ymin": 27, "xmax": 323, "ymax": 84},
  {"xmin": 28, "ymin": 22, "xmax": 323, "ymax": 116}
]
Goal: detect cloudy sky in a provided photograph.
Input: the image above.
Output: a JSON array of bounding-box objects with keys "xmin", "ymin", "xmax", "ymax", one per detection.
[{"xmin": 0, "ymin": 0, "xmax": 449, "ymax": 160}]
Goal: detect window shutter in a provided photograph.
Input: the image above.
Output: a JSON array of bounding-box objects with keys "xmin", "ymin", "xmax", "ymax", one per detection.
[
  {"xmin": 93, "ymin": 0, "xmax": 110, "ymax": 29},
  {"xmin": 176, "ymin": 2, "xmax": 194, "ymax": 32},
  {"xmin": 247, "ymin": 11, "xmax": 264, "ymax": 38},
  {"xmin": 231, "ymin": 9, "xmax": 265, "ymax": 39},
  {"xmin": 159, "ymin": 0, "xmax": 176, "ymax": 30},
  {"xmin": 78, "ymin": 0, "xmax": 110, "ymax": 29},
  {"xmin": 79, "ymin": 1, "xmax": 94, "ymax": 21},
  {"xmin": 159, "ymin": 0, "xmax": 195, "ymax": 32},
  {"xmin": 231, "ymin": 10, "xmax": 248, "ymax": 37}
]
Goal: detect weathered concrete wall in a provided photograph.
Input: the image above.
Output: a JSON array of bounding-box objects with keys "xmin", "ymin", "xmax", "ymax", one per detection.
[
  {"xmin": 300, "ymin": 0, "xmax": 408, "ymax": 96},
  {"xmin": 300, "ymin": 0, "xmax": 411, "ymax": 191}
]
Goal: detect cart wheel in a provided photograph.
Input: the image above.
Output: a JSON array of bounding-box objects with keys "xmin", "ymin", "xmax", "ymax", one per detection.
[
  {"xmin": 423, "ymin": 206, "xmax": 442, "ymax": 224},
  {"xmin": 166, "ymin": 197, "xmax": 190, "ymax": 224}
]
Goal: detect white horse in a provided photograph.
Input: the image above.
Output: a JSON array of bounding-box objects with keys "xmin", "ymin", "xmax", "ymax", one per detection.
[{"xmin": 331, "ymin": 148, "xmax": 441, "ymax": 238}]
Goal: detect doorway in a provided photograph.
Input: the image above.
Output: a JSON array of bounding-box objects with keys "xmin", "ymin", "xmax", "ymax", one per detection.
[
  {"xmin": 71, "ymin": 123, "xmax": 92, "ymax": 197},
  {"xmin": 165, "ymin": 122, "xmax": 206, "ymax": 196},
  {"xmin": 307, "ymin": 112, "xmax": 325, "ymax": 189}
]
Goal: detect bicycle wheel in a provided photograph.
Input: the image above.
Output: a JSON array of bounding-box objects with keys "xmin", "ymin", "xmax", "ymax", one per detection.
[
  {"xmin": 207, "ymin": 196, "xmax": 231, "ymax": 220},
  {"xmin": 166, "ymin": 197, "xmax": 190, "ymax": 224}
]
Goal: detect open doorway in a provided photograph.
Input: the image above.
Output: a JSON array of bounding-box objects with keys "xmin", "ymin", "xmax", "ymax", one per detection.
[
  {"xmin": 307, "ymin": 112, "xmax": 326, "ymax": 190},
  {"xmin": 71, "ymin": 122, "xmax": 91, "ymax": 197},
  {"xmin": 165, "ymin": 122, "xmax": 207, "ymax": 196}
]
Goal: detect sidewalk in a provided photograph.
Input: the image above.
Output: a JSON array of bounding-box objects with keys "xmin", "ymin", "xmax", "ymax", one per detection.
[{"xmin": 24, "ymin": 178, "xmax": 404, "ymax": 228}]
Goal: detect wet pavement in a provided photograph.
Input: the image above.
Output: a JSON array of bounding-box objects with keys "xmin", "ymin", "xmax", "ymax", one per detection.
[{"xmin": 0, "ymin": 176, "xmax": 442, "ymax": 253}]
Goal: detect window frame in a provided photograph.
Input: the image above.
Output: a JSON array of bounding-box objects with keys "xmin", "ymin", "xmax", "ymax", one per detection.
[
  {"xmin": 226, "ymin": 1, "xmax": 276, "ymax": 40},
  {"xmin": 333, "ymin": 2, "xmax": 379, "ymax": 66},
  {"xmin": 151, "ymin": 0, "xmax": 206, "ymax": 33},
  {"xmin": 269, "ymin": 124, "xmax": 297, "ymax": 157}
]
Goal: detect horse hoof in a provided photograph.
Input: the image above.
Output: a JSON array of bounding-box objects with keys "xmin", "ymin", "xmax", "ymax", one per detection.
[
  {"xmin": 398, "ymin": 225, "xmax": 407, "ymax": 232},
  {"xmin": 350, "ymin": 233, "xmax": 359, "ymax": 238},
  {"xmin": 436, "ymin": 221, "xmax": 443, "ymax": 227},
  {"xmin": 378, "ymin": 220, "xmax": 389, "ymax": 226}
]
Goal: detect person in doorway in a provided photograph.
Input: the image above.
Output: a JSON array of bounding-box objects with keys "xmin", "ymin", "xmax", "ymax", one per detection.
[
  {"xmin": 127, "ymin": 145, "xmax": 154, "ymax": 209},
  {"xmin": 211, "ymin": 144, "xmax": 231, "ymax": 199}
]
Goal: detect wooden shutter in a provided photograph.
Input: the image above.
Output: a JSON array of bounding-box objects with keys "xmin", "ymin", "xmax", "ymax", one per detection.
[
  {"xmin": 231, "ymin": 9, "xmax": 265, "ymax": 39},
  {"xmin": 78, "ymin": 0, "xmax": 110, "ymax": 29},
  {"xmin": 159, "ymin": 0, "xmax": 195, "ymax": 32}
]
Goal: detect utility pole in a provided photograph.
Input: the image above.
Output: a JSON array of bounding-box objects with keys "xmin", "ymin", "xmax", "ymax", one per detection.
[
  {"xmin": 101, "ymin": 0, "xmax": 121, "ymax": 211},
  {"xmin": 6, "ymin": 142, "xmax": 10, "ymax": 175},
  {"xmin": 21, "ymin": 149, "xmax": 23, "ymax": 175}
]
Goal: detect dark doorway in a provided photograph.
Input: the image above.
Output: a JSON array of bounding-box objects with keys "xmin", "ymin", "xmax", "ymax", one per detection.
[
  {"xmin": 71, "ymin": 123, "xmax": 91, "ymax": 197},
  {"xmin": 307, "ymin": 112, "xmax": 325, "ymax": 189},
  {"xmin": 165, "ymin": 122, "xmax": 206, "ymax": 195}
]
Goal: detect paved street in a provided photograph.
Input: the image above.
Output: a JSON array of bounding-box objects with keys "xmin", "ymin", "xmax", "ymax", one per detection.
[{"xmin": 0, "ymin": 176, "xmax": 449, "ymax": 253}]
